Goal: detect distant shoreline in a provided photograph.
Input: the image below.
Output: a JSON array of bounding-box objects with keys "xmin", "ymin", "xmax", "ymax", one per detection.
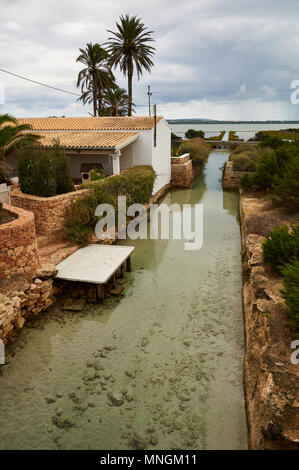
[{"xmin": 167, "ymin": 119, "xmax": 299, "ymax": 124}]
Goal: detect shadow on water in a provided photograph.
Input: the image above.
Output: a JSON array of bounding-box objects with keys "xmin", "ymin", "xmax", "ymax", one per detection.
[{"xmin": 0, "ymin": 150, "xmax": 248, "ymax": 450}]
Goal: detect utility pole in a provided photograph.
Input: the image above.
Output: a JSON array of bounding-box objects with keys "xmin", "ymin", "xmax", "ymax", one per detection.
[
  {"xmin": 147, "ymin": 85, "xmax": 152, "ymax": 116},
  {"xmin": 153, "ymin": 104, "xmax": 157, "ymax": 147}
]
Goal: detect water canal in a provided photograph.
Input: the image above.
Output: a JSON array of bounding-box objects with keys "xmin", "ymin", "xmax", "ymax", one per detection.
[{"xmin": 0, "ymin": 150, "xmax": 248, "ymax": 450}]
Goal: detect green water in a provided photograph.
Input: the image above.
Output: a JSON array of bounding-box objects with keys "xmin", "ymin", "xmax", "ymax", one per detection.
[{"xmin": 0, "ymin": 150, "xmax": 248, "ymax": 450}]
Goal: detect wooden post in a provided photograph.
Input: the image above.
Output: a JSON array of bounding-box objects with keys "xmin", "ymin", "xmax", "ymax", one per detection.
[
  {"xmin": 121, "ymin": 262, "xmax": 125, "ymax": 278},
  {"xmin": 126, "ymin": 256, "xmax": 131, "ymax": 272},
  {"xmin": 97, "ymin": 284, "xmax": 105, "ymax": 302},
  {"xmin": 112, "ymin": 274, "xmax": 117, "ymax": 288}
]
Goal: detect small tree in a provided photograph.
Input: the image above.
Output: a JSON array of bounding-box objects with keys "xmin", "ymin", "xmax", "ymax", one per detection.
[
  {"xmin": 282, "ymin": 260, "xmax": 299, "ymax": 331},
  {"xmin": 185, "ymin": 129, "xmax": 205, "ymax": 139},
  {"xmin": 17, "ymin": 144, "xmax": 74, "ymax": 197}
]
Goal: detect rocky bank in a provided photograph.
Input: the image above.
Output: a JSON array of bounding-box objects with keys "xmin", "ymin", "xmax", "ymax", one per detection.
[{"xmin": 240, "ymin": 191, "xmax": 299, "ymax": 449}]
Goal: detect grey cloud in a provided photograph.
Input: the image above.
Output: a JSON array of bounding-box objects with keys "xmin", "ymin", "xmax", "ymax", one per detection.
[{"xmin": 1, "ymin": 0, "xmax": 299, "ymax": 119}]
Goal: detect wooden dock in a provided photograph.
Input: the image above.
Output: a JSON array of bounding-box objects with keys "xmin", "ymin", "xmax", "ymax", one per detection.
[{"xmin": 55, "ymin": 244, "xmax": 134, "ymax": 301}]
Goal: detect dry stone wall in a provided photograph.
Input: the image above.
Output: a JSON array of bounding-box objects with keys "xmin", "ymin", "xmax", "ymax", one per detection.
[
  {"xmin": 0, "ymin": 204, "xmax": 38, "ymax": 280},
  {"xmin": 11, "ymin": 188, "xmax": 89, "ymax": 239}
]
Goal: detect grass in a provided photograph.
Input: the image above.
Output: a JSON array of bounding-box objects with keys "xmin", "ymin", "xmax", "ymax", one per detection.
[{"xmin": 205, "ymin": 131, "xmax": 225, "ymax": 141}]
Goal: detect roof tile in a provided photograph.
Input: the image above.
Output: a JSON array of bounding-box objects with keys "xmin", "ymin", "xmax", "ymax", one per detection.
[
  {"xmin": 36, "ymin": 131, "xmax": 139, "ymax": 150},
  {"xmin": 17, "ymin": 116, "xmax": 162, "ymax": 131}
]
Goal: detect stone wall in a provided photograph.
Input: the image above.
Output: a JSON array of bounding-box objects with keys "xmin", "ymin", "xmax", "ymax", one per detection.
[
  {"xmin": 240, "ymin": 193, "xmax": 299, "ymax": 450},
  {"xmin": 222, "ymin": 161, "xmax": 244, "ymax": 189},
  {"xmin": 171, "ymin": 154, "xmax": 193, "ymax": 187},
  {"xmin": 11, "ymin": 188, "xmax": 89, "ymax": 239},
  {"xmin": 0, "ymin": 204, "xmax": 38, "ymax": 280},
  {"xmin": 0, "ymin": 267, "xmax": 55, "ymax": 343}
]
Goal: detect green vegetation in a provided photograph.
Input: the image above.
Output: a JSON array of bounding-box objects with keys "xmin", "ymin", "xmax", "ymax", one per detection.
[
  {"xmin": 185, "ymin": 129, "xmax": 205, "ymax": 139},
  {"xmin": 17, "ymin": 144, "xmax": 74, "ymax": 197},
  {"xmin": 0, "ymin": 113, "xmax": 41, "ymax": 182},
  {"xmin": 64, "ymin": 165, "xmax": 156, "ymax": 245},
  {"xmin": 205, "ymin": 131, "xmax": 225, "ymax": 141},
  {"xmin": 228, "ymin": 131, "xmax": 243, "ymax": 141},
  {"xmin": 76, "ymin": 15, "xmax": 155, "ymax": 117},
  {"xmin": 282, "ymin": 260, "xmax": 299, "ymax": 331},
  {"xmin": 262, "ymin": 225, "xmax": 299, "ymax": 273},
  {"xmin": 102, "ymin": 87, "xmax": 131, "ymax": 116},
  {"xmin": 240, "ymin": 139, "xmax": 299, "ymax": 212},
  {"xmin": 105, "ymin": 15, "xmax": 155, "ymax": 116},
  {"xmin": 254, "ymin": 129, "xmax": 299, "ymax": 141},
  {"xmin": 90, "ymin": 167, "xmax": 105, "ymax": 181},
  {"xmin": 262, "ymin": 225, "xmax": 299, "ymax": 331},
  {"xmin": 229, "ymin": 143, "xmax": 260, "ymax": 172},
  {"xmin": 179, "ymin": 138, "xmax": 210, "ymax": 165},
  {"xmin": 76, "ymin": 43, "xmax": 115, "ymax": 117}
]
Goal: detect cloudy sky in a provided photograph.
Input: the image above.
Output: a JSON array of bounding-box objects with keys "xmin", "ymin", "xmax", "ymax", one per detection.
[{"xmin": 1, "ymin": 0, "xmax": 299, "ymax": 120}]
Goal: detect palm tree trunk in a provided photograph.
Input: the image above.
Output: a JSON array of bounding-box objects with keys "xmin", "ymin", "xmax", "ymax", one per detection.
[
  {"xmin": 128, "ymin": 62, "xmax": 133, "ymax": 116},
  {"xmin": 92, "ymin": 72, "xmax": 98, "ymax": 117}
]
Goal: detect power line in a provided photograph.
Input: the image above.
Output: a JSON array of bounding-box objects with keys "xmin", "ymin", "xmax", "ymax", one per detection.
[{"xmin": 0, "ymin": 68, "xmax": 81, "ymax": 97}]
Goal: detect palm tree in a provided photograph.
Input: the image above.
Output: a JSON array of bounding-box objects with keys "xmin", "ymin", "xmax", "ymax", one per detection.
[
  {"xmin": 0, "ymin": 114, "xmax": 40, "ymax": 160},
  {"xmin": 76, "ymin": 43, "xmax": 115, "ymax": 116},
  {"xmin": 103, "ymin": 87, "xmax": 133, "ymax": 116},
  {"xmin": 105, "ymin": 15, "xmax": 155, "ymax": 116},
  {"xmin": 0, "ymin": 113, "xmax": 40, "ymax": 181}
]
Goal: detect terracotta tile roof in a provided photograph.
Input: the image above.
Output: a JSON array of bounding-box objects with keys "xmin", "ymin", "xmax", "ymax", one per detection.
[
  {"xmin": 35, "ymin": 131, "xmax": 139, "ymax": 150},
  {"xmin": 17, "ymin": 116, "xmax": 163, "ymax": 131}
]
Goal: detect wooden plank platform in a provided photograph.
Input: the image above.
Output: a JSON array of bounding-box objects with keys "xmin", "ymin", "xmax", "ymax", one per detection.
[{"xmin": 55, "ymin": 245, "xmax": 134, "ymax": 284}]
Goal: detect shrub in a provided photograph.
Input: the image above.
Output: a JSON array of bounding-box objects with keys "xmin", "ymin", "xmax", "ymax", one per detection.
[
  {"xmin": 179, "ymin": 139, "xmax": 209, "ymax": 165},
  {"xmin": 281, "ymin": 260, "xmax": 299, "ymax": 331},
  {"xmin": 240, "ymin": 172, "xmax": 255, "ymax": 190},
  {"xmin": 229, "ymin": 131, "xmax": 243, "ymax": 141},
  {"xmin": 262, "ymin": 225, "xmax": 299, "ymax": 272},
  {"xmin": 205, "ymin": 131, "xmax": 225, "ymax": 141},
  {"xmin": 259, "ymin": 136, "xmax": 283, "ymax": 149},
  {"xmin": 230, "ymin": 153, "xmax": 256, "ymax": 172},
  {"xmin": 271, "ymin": 154, "xmax": 299, "ymax": 211},
  {"xmin": 64, "ymin": 165, "xmax": 156, "ymax": 245},
  {"xmin": 171, "ymin": 132, "xmax": 181, "ymax": 140},
  {"xmin": 185, "ymin": 129, "xmax": 205, "ymax": 139},
  {"xmin": 17, "ymin": 144, "xmax": 74, "ymax": 197}
]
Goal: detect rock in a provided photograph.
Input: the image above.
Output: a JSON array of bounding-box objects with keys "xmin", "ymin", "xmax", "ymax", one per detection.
[
  {"xmin": 45, "ymin": 396, "xmax": 56, "ymax": 404},
  {"xmin": 141, "ymin": 337, "xmax": 149, "ymax": 348},
  {"xmin": 125, "ymin": 369, "xmax": 136, "ymax": 378},
  {"xmin": 14, "ymin": 316, "xmax": 25, "ymax": 330},
  {"xmin": 35, "ymin": 265, "xmax": 57, "ymax": 279},
  {"xmin": 132, "ymin": 434, "xmax": 147, "ymax": 450},
  {"xmin": 110, "ymin": 285, "xmax": 124, "ymax": 296},
  {"xmin": 108, "ymin": 391, "xmax": 124, "ymax": 407},
  {"xmin": 125, "ymin": 391, "xmax": 134, "ymax": 402},
  {"xmin": 52, "ymin": 415, "xmax": 74, "ymax": 429},
  {"xmin": 150, "ymin": 436, "xmax": 158, "ymax": 446}
]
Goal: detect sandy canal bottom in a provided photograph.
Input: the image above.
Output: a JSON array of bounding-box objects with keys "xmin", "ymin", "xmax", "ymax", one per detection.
[{"xmin": 0, "ymin": 151, "xmax": 248, "ymax": 450}]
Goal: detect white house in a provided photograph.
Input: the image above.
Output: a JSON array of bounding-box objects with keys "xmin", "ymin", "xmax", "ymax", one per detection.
[{"xmin": 8, "ymin": 116, "xmax": 171, "ymax": 193}]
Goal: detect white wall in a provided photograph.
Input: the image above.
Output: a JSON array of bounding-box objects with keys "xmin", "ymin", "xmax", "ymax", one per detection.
[{"xmin": 151, "ymin": 119, "xmax": 171, "ymax": 193}]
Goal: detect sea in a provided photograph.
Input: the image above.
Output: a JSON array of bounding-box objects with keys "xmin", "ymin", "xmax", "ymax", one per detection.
[{"xmin": 168, "ymin": 122, "xmax": 299, "ymax": 141}]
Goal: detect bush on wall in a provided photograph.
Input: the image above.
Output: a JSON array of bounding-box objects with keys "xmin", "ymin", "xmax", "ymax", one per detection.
[
  {"xmin": 282, "ymin": 260, "xmax": 299, "ymax": 331},
  {"xmin": 17, "ymin": 144, "xmax": 74, "ymax": 197},
  {"xmin": 262, "ymin": 225, "xmax": 299, "ymax": 273},
  {"xmin": 64, "ymin": 165, "xmax": 156, "ymax": 245},
  {"xmin": 179, "ymin": 138, "xmax": 210, "ymax": 166}
]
